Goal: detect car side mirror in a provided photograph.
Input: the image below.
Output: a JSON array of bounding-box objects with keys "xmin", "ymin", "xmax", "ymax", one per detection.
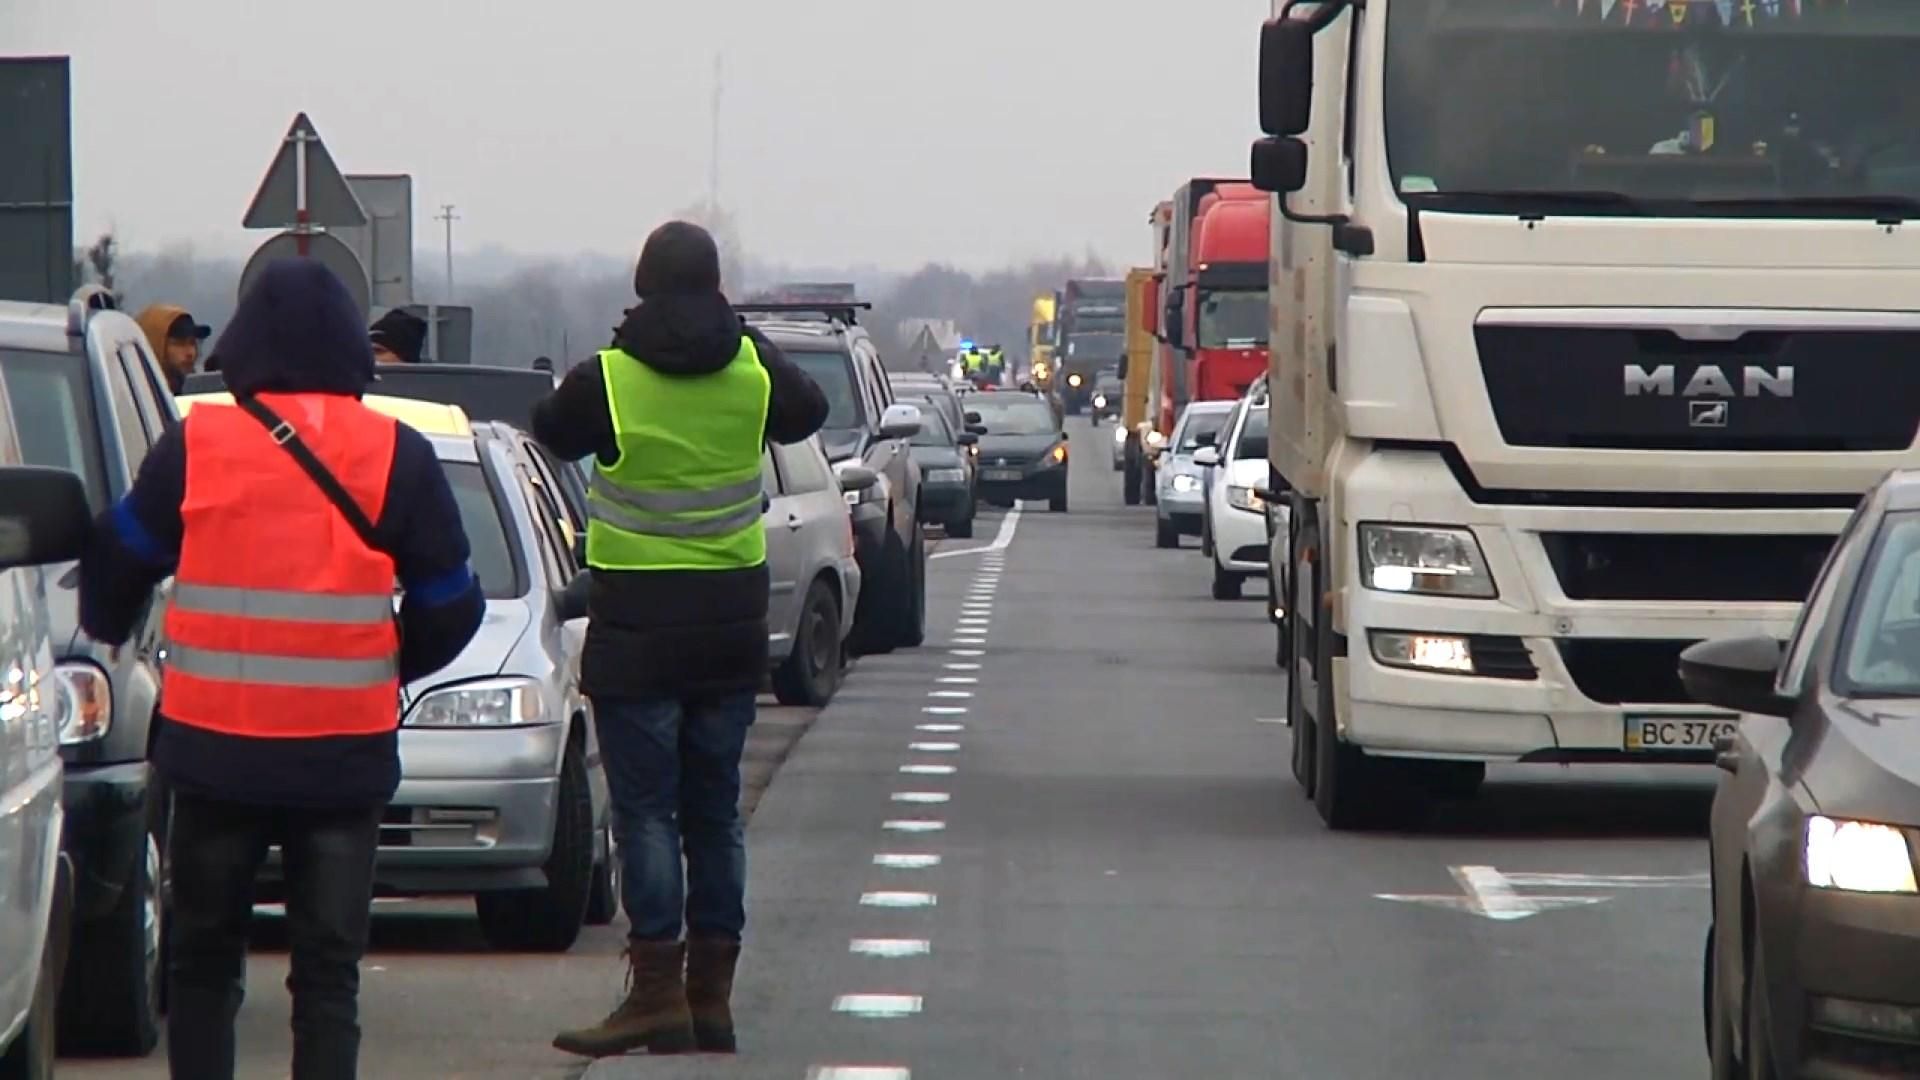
[
  {"xmin": 1059, "ymin": 430, "xmax": 1069, "ymax": 441},
  {"xmin": 838, "ymin": 465, "xmax": 880, "ymax": 494},
  {"xmin": 965, "ymin": 410, "xmax": 983, "ymax": 424},
  {"xmin": 957, "ymin": 432, "xmax": 979, "ymax": 446},
  {"xmin": 966, "ymin": 423, "xmax": 988, "ymax": 436},
  {"xmin": 877, "ymin": 402, "xmax": 923, "ymax": 440},
  {"xmin": 1678, "ymin": 635, "xmax": 1794, "ymax": 719},
  {"xmin": 1192, "ymin": 447, "xmax": 1222, "ymax": 467},
  {"xmin": 556, "ymin": 569, "xmax": 591, "ymax": 623},
  {"xmin": 0, "ymin": 466, "xmax": 92, "ymax": 568}
]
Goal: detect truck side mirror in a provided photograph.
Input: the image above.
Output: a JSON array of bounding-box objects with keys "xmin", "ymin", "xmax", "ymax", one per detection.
[
  {"xmin": 1252, "ymin": 137, "xmax": 1309, "ymax": 195},
  {"xmin": 1259, "ymin": 17, "xmax": 1315, "ymax": 137},
  {"xmin": 1165, "ymin": 292, "xmax": 1186, "ymax": 349}
]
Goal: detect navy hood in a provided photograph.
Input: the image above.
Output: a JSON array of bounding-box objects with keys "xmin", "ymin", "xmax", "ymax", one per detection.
[{"xmin": 208, "ymin": 259, "xmax": 374, "ymax": 398}]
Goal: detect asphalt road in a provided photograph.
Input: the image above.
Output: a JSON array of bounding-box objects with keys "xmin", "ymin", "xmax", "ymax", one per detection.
[{"xmin": 69, "ymin": 416, "xmax": 1719, "ymax": 1079}]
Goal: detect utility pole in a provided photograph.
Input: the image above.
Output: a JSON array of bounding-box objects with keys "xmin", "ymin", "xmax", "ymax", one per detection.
[
  {"xmin": 435, "ymin": 203, "xmax": 459, "ymax": 302},
  {"xmin": 708, "ymin": 53, "xmax": 723, "ymax": 214}
]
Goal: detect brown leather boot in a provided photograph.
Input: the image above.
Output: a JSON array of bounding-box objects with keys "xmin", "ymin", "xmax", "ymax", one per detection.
[
  {"xmin": 686, "ymin": 937, "xmax": 743, "ymax": 1053},
  {"xmin": 552, "ymin": 941, "xmax": 696, "ymax": 1058}
]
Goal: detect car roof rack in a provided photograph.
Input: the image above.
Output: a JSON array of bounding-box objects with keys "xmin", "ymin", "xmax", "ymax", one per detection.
[
  {"xmin": 736, "ymin": 301, "xmax": 871, "ymax": 327},
  {"xmin": 68, "ymin": 284, "xmax": 116, "ymax": 336}
]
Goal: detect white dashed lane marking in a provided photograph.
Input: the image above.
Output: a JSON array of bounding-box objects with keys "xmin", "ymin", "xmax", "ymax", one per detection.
[
  {"xmin": 833, "ymin": 994, "xmax": 923, "ymax": 1018},
  {"xmin": 891, "ymin": 792, "xmax": 950, "ymax": 804},
  {"xmin": 944, "ymin": 662, "xmax": 981, "ymax": 671},
  {"xmin": 908, "ymin": 742, "xmax": 960, "ymax": 752},
  {"xmin": 882, "ymin": 820, "xmax": 946, "ymax": 833},
  {"xmin": 916, "ymin": 723, "xmax": 964, "ymax": 732},
  {"xmin": 935, "ymin": 676, "xmax": 978, "ymax": 684},
  {"xmin": 808, "ymin": 1067, "xmax": 912, "ymax": 1080},
  {"xmin": 873, "ymin": 853, "xmax": 941, "ymax": 869},
  {"xmin": 927, "ymin": 690, "xmax": 973, "ymax": 699},
  {"xmin": 860, "ymin": 890, "xmax": 938, "ymax": 907},
  {"xmin": 898, "ymin": 764, "xmax": 954, "ymax": 775},
  {"xmin": 921, "ymin": 706, "xmax": 968, "ymax": 715},
  {"xmin": 850, "ymin": 939, "xmax": 931, "ymax": 958}
]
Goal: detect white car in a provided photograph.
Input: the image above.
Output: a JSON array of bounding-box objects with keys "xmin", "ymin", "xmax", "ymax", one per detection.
[
  {"xmin": 1154, "ymin": 401, "xmax": 1236, "ymax": 548},
  {"xmin": 1195, "ymin": 391, "xmax": 1279, "ymax": 600}
]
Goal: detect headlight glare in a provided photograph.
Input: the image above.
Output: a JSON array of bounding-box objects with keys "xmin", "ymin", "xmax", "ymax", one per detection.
[
  {"xmin": 55, "ymin": 661, "xmax": 112, "ymax": 744},
  {"xmin": 1145, "ymin": 430, "xmax": 1167, "ymax": 448},
  {"xmin": 1067, "ymin": 373, "xmax": 1083, "ymax": 387},
  {"xmin": 407, "ymin": 678, "xmax": 547, "ymax": 728},
  {"xmin": 1171, "ymin": 473, "xmax": 1201, "ymax": 493},
  {"xmin": 1113, "ymin": 426, "xmax": 1127, "ymax": 445},
  {"xmin": 1093, "ymin": 393, "xmax": 1108, "ymax": 408},
  {"xmin": 1227, "ymin": 485, "xmax": 1265, "ymax": 513},
  {"xmin": 1806, "ymin": 816, "xmax": 1918, "ymax": 893},
  {"xmin": 1358, "ymin": 524, "xmax": 1496, "ymax": 599}
]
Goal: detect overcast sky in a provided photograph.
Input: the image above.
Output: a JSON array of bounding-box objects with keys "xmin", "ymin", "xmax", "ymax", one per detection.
[{"xmin": 9, "ymin": 0, "xmax": 1267, "ymax": 270}]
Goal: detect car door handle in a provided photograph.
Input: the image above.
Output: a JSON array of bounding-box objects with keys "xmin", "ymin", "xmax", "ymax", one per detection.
[
  {"xmin": 1712, "ymin": 733, "xmax": 1741, "ymax": 774},
  {"xmin": 786, "ymin": 514, "xmax": 804, "ymax": 531}
]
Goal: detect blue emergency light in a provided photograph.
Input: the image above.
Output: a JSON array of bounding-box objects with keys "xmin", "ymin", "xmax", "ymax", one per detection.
[{"xmin": 959, "ymin": 339, "xmax": 974, "ymax": 350}]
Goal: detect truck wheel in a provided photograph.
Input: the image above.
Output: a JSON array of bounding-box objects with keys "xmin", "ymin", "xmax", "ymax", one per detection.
[
  {"xmin": 1, "ymin": 859, "xmax": 69, "ymax": 1080},
  {"xmin": 773, "ymin": 577, "xmax": 843, "ymax": 707},
  {"xmin": 1155, "ymin": 516, "xmax": 1178, "ymax": 549},
  {"xmin": 58, "ymin": 820, "xmax": 164, "ymax": 1057},
  {"xmin": 476, "ymin": 739, "xmax": 593, "ymax": 952},
  {"xmin": 1210, "ymin": 558, "xmax": 1243, "ymax": 601},
  {"xmin": 1287, "ymin": 514, "xmax": 1315, "ymax": 796},
  {"xmin": 1302, "ymin": 513, "xmax": 1423, "ymax": 831}
]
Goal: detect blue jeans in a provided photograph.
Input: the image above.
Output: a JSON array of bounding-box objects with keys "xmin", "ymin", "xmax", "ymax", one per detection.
[{"xmin": 592, "ymin": 692, "xmax": 755, "ymax": 943}]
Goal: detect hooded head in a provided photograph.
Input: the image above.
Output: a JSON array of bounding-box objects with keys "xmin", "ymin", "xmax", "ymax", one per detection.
[
  {"xmin": 612, "ymin": 221, "xmax": 744, "ymax": 378},
  {"xmin": 206, "ymin": 259, "xmax": 374, "ymax": 398},
  {"xmin": 135, "ymin": 303, "xmax": 211, "ymax": 387},
  {"xmin": 369, "ymin": 308, "xmax": 428, "ymax": 365},
  {"xmin": 633, "ymin": 221, "xmax": 722, "ymax": 299}
]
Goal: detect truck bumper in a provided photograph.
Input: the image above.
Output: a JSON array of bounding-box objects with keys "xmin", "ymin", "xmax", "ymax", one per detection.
[{"xmin": 1327, "ymin": 448, "xmax": 1846, "ymax": 763}]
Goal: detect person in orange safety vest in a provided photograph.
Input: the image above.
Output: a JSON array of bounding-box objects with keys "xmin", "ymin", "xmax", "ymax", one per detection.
[{"xmin": 78, "ymin": 259, "xmax": 484, "ymax": 1080}]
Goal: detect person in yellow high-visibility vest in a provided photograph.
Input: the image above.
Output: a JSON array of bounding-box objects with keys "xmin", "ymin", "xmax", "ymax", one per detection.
[{"xmin": 532, "ymin": 221, "xmax": 829, "ymax": 1060}]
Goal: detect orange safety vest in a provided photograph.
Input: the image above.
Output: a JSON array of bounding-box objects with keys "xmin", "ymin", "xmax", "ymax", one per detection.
[{"xmin": 162, "ymin": 392, "xmax": 403, "ymax": 739}]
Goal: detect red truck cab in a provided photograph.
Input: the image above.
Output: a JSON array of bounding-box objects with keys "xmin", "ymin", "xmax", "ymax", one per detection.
[{"xmin": 1181, "ymin": 184, "xmax": 1270, "ymax": 406}]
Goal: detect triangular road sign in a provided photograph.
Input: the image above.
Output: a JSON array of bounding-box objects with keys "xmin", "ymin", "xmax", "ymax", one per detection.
[{"xmin": 242, "ymin": 112, "xmax": 366, "ymax": 229}]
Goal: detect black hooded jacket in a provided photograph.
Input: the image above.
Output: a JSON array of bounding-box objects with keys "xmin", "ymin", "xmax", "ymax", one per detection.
[
  {"xmin": 79, "ymin": 259, "xmax": 487, "ymax": 808},
  {"xmin": 531, "ymin": 292, "xmax": 828, "ymax": 699}
]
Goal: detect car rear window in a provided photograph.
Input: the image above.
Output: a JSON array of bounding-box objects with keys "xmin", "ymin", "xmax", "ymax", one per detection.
[
  {"xmin": 367, "ymin": 368, "xmax": 555, "ymax": 426},
  {"xmin": 785, "ymin": 347, "xmax": 862, "ymax": 430},
  {"xmin": 969, "ymin": 397, "xmax": 1057, "ymax": 435},
  {"xmin": 0, "ymin": 348, "xmax": 110, "ymax": 511},
  {"xmin": 443, "ymin": 461, "xmax": 523, "ymax": 599}
]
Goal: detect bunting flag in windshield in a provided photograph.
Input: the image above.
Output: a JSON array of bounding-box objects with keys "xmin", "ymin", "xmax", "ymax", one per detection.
[{"xmin": 1559, "ymin": 0, "xmax": 1850, "ymax": 25}]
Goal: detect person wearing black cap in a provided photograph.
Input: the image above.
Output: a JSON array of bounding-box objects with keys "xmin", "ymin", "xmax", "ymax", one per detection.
[
  {"xmin": 136, "ymin": 304, "xmax": 213, "ymax": 394},
  {"xmin": 531, "ymin": 221, "xmax": 827, "ymax": 1060},
  {"xmin": 368, "ymin": 308, "xmax": 428, "ymax": 365}
]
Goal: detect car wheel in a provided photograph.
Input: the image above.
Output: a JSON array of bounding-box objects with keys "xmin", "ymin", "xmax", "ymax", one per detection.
[
  {"xmin": 1122, "ymin": 455, "xmax": 1142, "ymax": 504},
  {"xmin": 1210, "ymin": 558, "xmax": 1243, "ymax": 601},
  {"xmin": 1705, "ymin": 922, "xmax": 1742, "ymax": 1078},
  {"xmin": 476, "ymin": 738, "xmax": 593, "ymax": 953},
  {"xmin": 0, "ymin": 861, "xmax": 68, "ymax": 1080},
  {"xmin": 948, "ymin": 513, "xmax": 974, "ymax": 540},
  {"xmin": 850, "ymin": 529, "xmax": 905, "ymax": 657},
  {"xmin": 898, "ymin": 527, "xmax": 928, "ymax": 648},
  {"xmin": 1049, "ymin": 485, "xmax": 1068, "ymax": 513},
  {"xmin": 584, "ymin": 821, "xmax": 620, "ymax": 927},
  {"xmin": 1745, "ymin": 938, "xmax": 1780, "ymax": 1080},
  {"xmin": 1200, "ymin": 512, "xmax": 1215, "ymax": 558},
  {"xmin": 59, "ymin": 807, "xmax": 164, "ymax": 1057},
  {"xmin": 773, "ymin": 577, "xmax": 843, "ymax": 707},
  {"xmin": 1155, "ymin": 515, "xmax": 1178, "ymax": 549}
]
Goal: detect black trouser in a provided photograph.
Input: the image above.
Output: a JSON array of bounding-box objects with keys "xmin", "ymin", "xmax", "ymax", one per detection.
[{"xmin": 166, "ymin": 791, "xmax": 383, "ymax": 1080}]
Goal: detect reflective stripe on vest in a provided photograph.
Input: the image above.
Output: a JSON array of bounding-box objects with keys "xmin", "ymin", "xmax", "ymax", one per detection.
[
  {"xmin": 162, "ymin": 393, "xmax": 403, "ymax": 740},
  {"xmin": 587, "ymin": 337, "xmax": 771, "ymax": 571}
]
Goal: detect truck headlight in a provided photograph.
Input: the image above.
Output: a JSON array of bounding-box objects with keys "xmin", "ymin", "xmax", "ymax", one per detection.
[
  {"xmin": 1227, "ymin": 485, "xmax": 1265, "ymax": 513},
  {"xmin": 407, "ymin": 677, "xmax": 547, "ymax": 728},
  {"xmin": 1358, "ymin": 524, "xmax": 1496, "ymax": 599},
  {"xmin": 1806, "ymin": 816, "xmax": 1918, "ymax": 894},
  {"xmin": 55, "ymin": 661, "xmax": 112, "ymax": 744},
  {"xmin": 1171, "ymin": 473, "xmax": 1201, "ymax": 493},
  {"xmin": 926, "ymin": 468, "xmax": 965, "ymax": 483}
]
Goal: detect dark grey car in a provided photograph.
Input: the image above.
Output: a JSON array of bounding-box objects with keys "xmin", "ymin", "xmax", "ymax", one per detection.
[
  {"xmin": 0, "ymin": 287, "xmax": 179, "ymax": 1057},
  {"xmin": 1684, "ymin": 468, "xmax": 1920, "ymax": 1079}
]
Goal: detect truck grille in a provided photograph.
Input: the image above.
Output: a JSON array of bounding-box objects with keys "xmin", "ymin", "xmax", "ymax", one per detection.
[
  {"xmin": 1555, "ymin": 639, "xmax": 1696, "ymax": 705},
  {"xmin": 1476, "ymin": 324, "xmax": 1920, "ymax": 452},
  {"xmin": 1540, "ymin": 532, "xmax": 1834, "ymax": 602}
]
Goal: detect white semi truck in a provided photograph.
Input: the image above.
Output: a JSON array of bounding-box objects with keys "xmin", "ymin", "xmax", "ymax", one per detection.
[{"xmin": 1252, "ymin": 0, "xmax": 1920, "ymax": 828}]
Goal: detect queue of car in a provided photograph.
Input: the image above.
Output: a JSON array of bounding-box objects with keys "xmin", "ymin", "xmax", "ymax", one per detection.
[{"xmin": 0, "ymin": 288, "xmax": 912, "ymax": 1069}]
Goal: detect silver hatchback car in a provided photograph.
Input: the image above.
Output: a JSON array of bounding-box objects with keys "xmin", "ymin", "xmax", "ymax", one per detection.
[
  {"xmin": 764, "ymin": 436, "xmax": 865, "ymax": 707},
  {"xmin": 172, "ymin": 394, "xmax": 615, "ymax": 953}
]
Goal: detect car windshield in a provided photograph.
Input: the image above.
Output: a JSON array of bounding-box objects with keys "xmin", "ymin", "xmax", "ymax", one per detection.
[
  {"xmin": 0, "ymin": 348, "xmax": 111, "ymax": 512},
  {"xmin": 1177, "ymin": 410, "xmax": 1230, "ymax": 452},
  {"xmin": 910, "ymin": 410, "xmax": 956, "ymax": 448},
  {"xmin": 1233, "ymin": 408, "xmax": 1269, "ymax": 461},
  {"xmin": 442, "ymin": 461, "xmax": 522, "ymax": 600},
  {"xmin": 1838, "ymin": 512, "xmax": 1920, "ymax": 694},
  {"xmin": 785, "ymin": 347, "xmax": 862, "ymax": 429},
  {"xmin": 1198, "ymin": 291, "xmax": 1270, "ymax": 348},
  {"xmin": 1384, "ymin": 1, "xmax": 1920, "ymax": 217},
  {"xmin": 970, "ymin": 397, "xmax": 1058, "ymax": 436}
]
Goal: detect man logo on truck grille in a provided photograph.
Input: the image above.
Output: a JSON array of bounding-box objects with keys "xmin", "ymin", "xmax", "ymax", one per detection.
[
  {"xmin": 1689, "ymin": 400, "xmax": 1729, "ymax": 428},
  {"xmin": 1622, "ymin": 364, "xmax": 1795, "ymax": 399}
]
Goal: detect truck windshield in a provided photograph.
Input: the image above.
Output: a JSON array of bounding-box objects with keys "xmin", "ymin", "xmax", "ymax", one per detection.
[
  {"xmin": 1066, "ymin": 333, "xmax": 1125, "ymax": 359},
  {"xmin": 1198, "ymin": 291, "xmax": 1270, "ymax": 348},
  {"xmin": 1384, "ymin": 1, "xmax": 1920, "ymax": 217}
]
